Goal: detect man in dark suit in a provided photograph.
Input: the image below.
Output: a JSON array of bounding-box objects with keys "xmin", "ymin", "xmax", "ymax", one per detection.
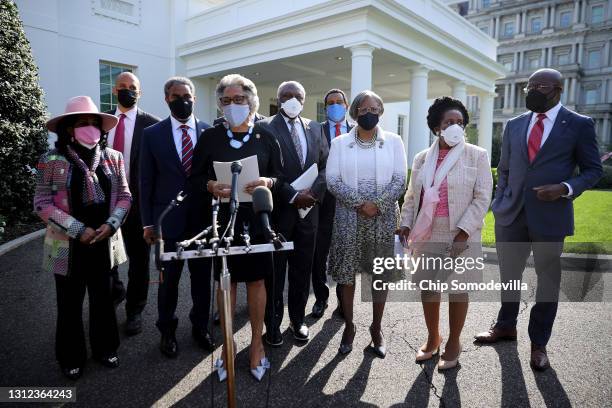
[
  {"xmin": 311, "ymin": 88, "xmax": 353, "ymax": 319},
  {"xmin": 260, "ymin": 81, "xmax": 329, "ymax": 346},
  {"xmin": 140, "ymin": 76, "xmax": 214, "ymax": 357},
  {"xmin": 107, "ymin": 72, "xmax": 160, "ymax": 335},
  {"xmin": 474, "ymin": 69, "xmax": 603, "ymax": 370}
]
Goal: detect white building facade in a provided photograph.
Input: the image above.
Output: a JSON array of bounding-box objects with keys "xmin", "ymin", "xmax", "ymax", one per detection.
[{"xmin": 17, "ymin": 0, "xmax": 505, "ymax": 162}]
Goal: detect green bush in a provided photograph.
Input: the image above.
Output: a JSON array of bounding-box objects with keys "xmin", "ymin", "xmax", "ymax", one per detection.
[{"xmin": 0, "ymin": 1, "xmax": 48, "ymax": 223}]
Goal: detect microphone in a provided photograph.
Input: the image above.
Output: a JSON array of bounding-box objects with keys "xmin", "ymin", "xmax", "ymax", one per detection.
[
  {"xmin": 230, "ymin": 161, "xmax": 242, "ymax": 215},
  {"xmin": 252, "ymin": 186, "xmax": 283, "ymax": 249}
]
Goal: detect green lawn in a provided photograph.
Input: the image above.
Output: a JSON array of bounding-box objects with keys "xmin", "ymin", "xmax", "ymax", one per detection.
[{"xmin": 482, "ymin": 190, "xmax": 612, "ymax": 254}]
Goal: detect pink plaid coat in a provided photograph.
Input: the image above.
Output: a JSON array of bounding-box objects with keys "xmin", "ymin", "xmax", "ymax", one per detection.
[{"xmin": 33, "ymin": 148, "xmax": 132, "ymax": 276}]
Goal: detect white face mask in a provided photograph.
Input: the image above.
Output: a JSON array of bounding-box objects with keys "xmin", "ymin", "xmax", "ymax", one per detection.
[
  {"xmin": 281, "ymin": 97, "xmax": 303, "ymax": 119},
  {"xmin": 223, "ymin": 103, "xmax": 250, "ymax": 128},
  {"xmin": 76, "ymin": 140, "xmax": 97, "ymax": 150},
  {"xmin": 440, "ymin": 124, "xmax": 465, "ymax": 147}
]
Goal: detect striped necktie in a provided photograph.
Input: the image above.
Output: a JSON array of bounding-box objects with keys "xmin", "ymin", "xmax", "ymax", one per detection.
[
  {"xmin": 289, "ymin": 119, "xmax": 305, "ymax": 168},
  {"xmin": 527, "ymin": 113, "xmax": 546, "ymax": 163},
  {"xmin": 180, "ymin": 124, "xmax": 194, "ymax": 175}
]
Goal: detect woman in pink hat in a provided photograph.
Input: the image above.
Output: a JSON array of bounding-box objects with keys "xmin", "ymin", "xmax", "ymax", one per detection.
[{"xmin": 33, "ymin": 96, "xmax": 132, "ymax": 380}]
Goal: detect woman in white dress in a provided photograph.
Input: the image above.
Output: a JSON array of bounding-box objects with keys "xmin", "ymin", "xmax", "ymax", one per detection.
[{"xmin": 326, "ymin": 90, "xmax": 407, "ymax": 358}]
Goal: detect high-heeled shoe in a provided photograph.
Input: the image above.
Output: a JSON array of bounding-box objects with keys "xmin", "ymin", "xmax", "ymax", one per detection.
[
  {"xmin": 369, "ymin": 326, "xmax": 386, "ymax": 358},
  {"xmin": 214, "ymin": 358, "xmax": 227, "ymax": 382},
  {"xmin": 250, "ymin": 357, "xmax": 270, "ymax": 382},
  {"xmin": 338, "ymin": 323, "xmax": 356, "ymax": 355},
  {"xmin": 438, "ymin": 344, "xmax": 462, "ymax": 370},
  {"xmin": 415, "ymin": 337, "xmax": 442, "ymax": 362}
]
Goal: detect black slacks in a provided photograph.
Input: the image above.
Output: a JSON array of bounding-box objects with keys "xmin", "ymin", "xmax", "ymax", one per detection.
[
  {"xmin": 495, "ymin": 210, "xmax": 564, "ymax": 347},
  {"xmin": 111, "ymin": 208, "xmax": 151, "ymax": 316},
  {"xmin": 156, "ymin": 240, "xmax": 212, "ymax": 335},
  {"xmin": 55, "ymin": 241, "xmax": 118, "ymax": 368},
  {"xmin": 266, "ymin": 206, "xmax": 318, "ymax": 329},
  {"xmin": 311, "ymin": 191, "xmax": 341, "ymax": 305}
]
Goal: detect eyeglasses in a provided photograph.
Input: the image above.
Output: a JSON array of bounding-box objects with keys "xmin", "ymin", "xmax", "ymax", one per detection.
[
  {"xmin": 219, "ymin": 95, "xmax": 248, "ymax": 105},
  {"xmin": 522, "ymin": 84, "xmax": 556, "ymax": 93},
  {"xmin": 357, "ymin": 106, "xmax": 381, "ymax": 115}
]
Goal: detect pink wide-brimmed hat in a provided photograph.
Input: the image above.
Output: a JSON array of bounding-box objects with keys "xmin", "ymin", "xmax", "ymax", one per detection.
[{"xmin": 46, "ymin": 96, "xmax": 119, "ymax": 133}]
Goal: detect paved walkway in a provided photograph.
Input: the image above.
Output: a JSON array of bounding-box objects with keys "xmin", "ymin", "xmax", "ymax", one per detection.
[{"xmin": 0, "ymin": 239, "xmax": 610, "ymax": 407}]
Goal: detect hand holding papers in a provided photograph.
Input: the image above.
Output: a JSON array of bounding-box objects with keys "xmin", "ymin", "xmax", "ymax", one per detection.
[
  {"xmin": 213, "ymin": 155, "xmax": 260, "ymax": 203},
  {"xmin": 291, "ymin": 163, "xmax": 318, "ymax": 218}
]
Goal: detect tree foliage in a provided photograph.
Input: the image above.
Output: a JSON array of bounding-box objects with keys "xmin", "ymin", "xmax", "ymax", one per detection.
[{"xmin": 0, "ymin": 0, "xmax": 49, "ymax": 221}]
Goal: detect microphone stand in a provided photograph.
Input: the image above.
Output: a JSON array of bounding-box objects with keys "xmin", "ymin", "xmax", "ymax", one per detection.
[{"xmin": 155, "ymin": 191, "xmax": 187, "ymax": 281}]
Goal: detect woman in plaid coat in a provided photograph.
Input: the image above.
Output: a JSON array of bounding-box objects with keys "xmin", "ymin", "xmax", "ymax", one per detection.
[{"xmin": 33, "ymin": 96, "xmax": 131, "ymax": 380}]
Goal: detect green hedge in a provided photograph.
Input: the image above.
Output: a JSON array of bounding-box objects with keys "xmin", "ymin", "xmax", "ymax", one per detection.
[{"xmin": 0, "ymin": 1, "xmax": 49, "ymax": 222}]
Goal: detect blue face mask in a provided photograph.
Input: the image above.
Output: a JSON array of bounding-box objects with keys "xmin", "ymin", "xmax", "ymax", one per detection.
[{"xmin": 326, "ymin": 104, "xmax": 346, "ymax": 123}]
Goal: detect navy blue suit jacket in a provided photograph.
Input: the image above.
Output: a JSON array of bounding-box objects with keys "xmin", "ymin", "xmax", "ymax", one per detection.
[
  {"xmin": 139, "ymin": 116, "xmax": 210, "ymax": 240},
  {"xmin": 492, "ymin": 106, "xmax": 602, "ymax": 237}
]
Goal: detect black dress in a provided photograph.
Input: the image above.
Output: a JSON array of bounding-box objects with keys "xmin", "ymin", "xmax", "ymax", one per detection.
[{"xmin": 191, "ymin": 122, "xmax": 284, "ymax": 282}]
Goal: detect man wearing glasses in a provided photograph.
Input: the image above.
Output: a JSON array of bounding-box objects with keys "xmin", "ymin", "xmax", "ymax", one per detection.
[{"xmin": 475, "ymin": 69, "xmax": 602, "ymax": 371}]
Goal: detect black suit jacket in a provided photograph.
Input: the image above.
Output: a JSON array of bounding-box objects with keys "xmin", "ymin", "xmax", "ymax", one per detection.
[
  {"xmin": 105, "ymin": 108, "xmax": 160, "ymax": 212},
  {"xmin": 259, "ymin": 113, "xmax": 329, "ymax": 207},
  {"xmin": 321, "ymin": 119, "xmax": 354, "ymax": 145},
  {"xmin": 139, "ymin": 116, "xmax": 210, "ymax": 240}
]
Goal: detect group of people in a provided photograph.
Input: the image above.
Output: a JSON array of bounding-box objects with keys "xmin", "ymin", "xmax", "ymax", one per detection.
[{"xmin": 33, "ymin": 67, "xmax": 602, "ymax": 383}]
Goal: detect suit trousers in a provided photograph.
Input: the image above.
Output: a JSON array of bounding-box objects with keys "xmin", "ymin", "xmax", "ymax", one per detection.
[
  {"xmin": 111, "ymin": 208, "xmax": 151, "ymax": 316},
  {"xmin": 494, "ymin": 209, "xmax": 564, "ymax": 346},
  {"xmin": 266, "ymin": 206, "xmax": 318, "ymax": 329},
  {"xmin": 54, "ymin": 242, "xmax": 118, "ymax": 368},
  {"xmin": 156, "ymin": 241, "xmax": 212, "ymax": 335},
  {"xmin": 311, "ymin": 192, "xmax": 341, "ymax": 305}
]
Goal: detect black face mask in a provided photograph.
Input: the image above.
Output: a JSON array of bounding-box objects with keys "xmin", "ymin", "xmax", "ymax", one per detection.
[
  {"xmin": 525, "ymin": 89, "xmax": 553, "ymax": 113},
  {"xmin": 117, "ymin": 89, "xmax": 138, "ymax": 108},
  {"xmin": 357, "ymin": 112, "xmax": 379, "ymax": 131},
  {"xmin": 168, "ymin": 98, "xmax": 193, "ymax": 120}
]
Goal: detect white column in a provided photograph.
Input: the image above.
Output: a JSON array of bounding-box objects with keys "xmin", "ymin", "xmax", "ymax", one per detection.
[
  {"xmin": 550, "ymin": 4, "xmax": 556, "ymax": 26},
  {"xmin": 521, "ymin": 11, "xmax": 527, "ymax": 33},
  {"xmin": 192, "ymin": 77, "xmax": 218, "ymax": 124},
  {"xmin": 407, "ymin": 65, "xmax": 430, "ymax": 164},
  {"xmin": 577, "ymin": 42, "xmax": 583, "ymax": 64},
  {"xmin": 547, "ymin": 47, "xmax": 553, "ymax": 66},
  {"xmin": 495, "ymin": 15, "xmax": 501, "ymax": 38},
  {"xmin": 562, "ymin": 77, "xmax": 570, "ymax": 104},
  {"xmin": 347, "ymin": 43, "xmax": 376, "ymax": 101},
  {"xmin": 573, "ymin": 0, "xmax": 580, "ymax": 24},
  {"xmin": 516, "ymin": 13, "xmax": 521, "ymax": 33},
  {"xmin": 569, "ymin": 77, "xmax": 576, "ymax": 104},
  {"xmin": 509, "ymin": 82, "xmax": 516, "ymax": 110},
  {"xmin": 503, "ymin": 83, "xmax": 510, "ymax": 109},
  {"xmin": 544, "ymin": 6, "xmax": 550, "ymax": 28},
  {"xmin": 478, "ymin": 92, "xmax": 495, "ymax": 158},
  {"xmin": 603, "ymin": 118, "xmax": 610, "ymax": 143},
  {"xmin": 451, "ymin": 80, "xmax": 467, "ymax": 104},
  {"xmin": 580, "ymin": 0, "xmax": 587, "ymax": 23}
]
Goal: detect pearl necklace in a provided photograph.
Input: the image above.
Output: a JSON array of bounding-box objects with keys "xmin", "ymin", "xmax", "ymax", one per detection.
[
  {"xmin": 354, "ymin": 128, "xmax": 377, "ymax": 149},
  {"xmin": 226, "ymin": 125, "xmax": 253, "ymax": 149}
]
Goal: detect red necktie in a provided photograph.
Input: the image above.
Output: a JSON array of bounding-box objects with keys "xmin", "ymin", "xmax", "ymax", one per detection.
[
  {"xmin": 113, "ymin": 113, "xmax": 126, "ymax": 153},
  {"xmin": 527, "ymin": 113, "xmax": 546, "ymax": 163},
  {"xmin": 335, "ymin": 122, "xmax": 342, "ymax": 137},
  {"xmin": 180, "ymin": 125, "xmax": 193, "ymax": 175}
]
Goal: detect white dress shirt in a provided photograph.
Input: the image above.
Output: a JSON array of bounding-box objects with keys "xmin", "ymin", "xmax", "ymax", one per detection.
[
  {"xmin": 107, "ymin": 105, "xmax": 137, "ymax": 180},
  {"xmin": 283, "ymin": 115, "xmax": 308, "ymax": 163},
  {"xmin": 170, "ymin": 115, "xmax": 197, "ymax": 161},
  {"xmin": 328, "ymin": 120, "xmax": 348, "ymax": 138},
  {"xmin": 526, "ymin": 102, "xmax": 572, "ymax": 196}
]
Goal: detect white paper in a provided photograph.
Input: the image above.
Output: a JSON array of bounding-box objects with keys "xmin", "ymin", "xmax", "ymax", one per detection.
[
  {"xmin": 291, "ymin": 163, "xmax": 318, "ymax": 218},
  {"xmin": 213, "ymin": 155, "xmax": 260, "ymax": 203}
]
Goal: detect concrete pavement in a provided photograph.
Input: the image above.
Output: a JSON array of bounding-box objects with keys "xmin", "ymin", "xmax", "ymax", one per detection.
[{"xmin": 0, "ymin": 238, "xmax": 610, "ymax": 407}]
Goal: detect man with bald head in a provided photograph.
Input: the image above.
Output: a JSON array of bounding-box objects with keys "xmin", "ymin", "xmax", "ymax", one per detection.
[
  {"xmin": 107, "ymin": 71, "xmax": 160, "ymax": 335},
  {"xmin": 259, "ymin": 80, "xmax": 329, "ymax": 346},
  {"xmin": 475, "ymin": 68, "xmax": 602, "ymax": 370}
]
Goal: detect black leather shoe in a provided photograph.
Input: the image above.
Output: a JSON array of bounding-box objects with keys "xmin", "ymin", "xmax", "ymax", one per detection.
[
  {"xmin": 94, "ymin": 354, "xmax": 119, "ymax": 368},
  {"xmin": 125, "ymin": 313, "xmax": 143, "ymax": 336},
  {"xmin": 192, "ymin": 327, "xmax": 215, "ymax": 351},
  {"xmin": 264, "ymin": 328, "xmax": 283, "ymax": 347},
  {"xmin": 289, "ymin": 322, "xmax": 309, "ymax": 342},
  {"xmin": 61, "ymin": 366, "xmax": 83, "ymax": 380},
  {"xmin": 160, "ymin": 333, "xmax": 178, "ymax": 358},
  {"xmin": 311, "ymin": 301, "xmax": 328, "ymax": 319}
]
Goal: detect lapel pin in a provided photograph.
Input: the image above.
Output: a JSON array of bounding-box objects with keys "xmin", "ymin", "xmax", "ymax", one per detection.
[
  {"xmin": 256, "ymin": 133, "xmax": 261, "ymax": 139},
  {"xmin": 561, "ymin": 120, "xmax": 566, "ymax": 124}
]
